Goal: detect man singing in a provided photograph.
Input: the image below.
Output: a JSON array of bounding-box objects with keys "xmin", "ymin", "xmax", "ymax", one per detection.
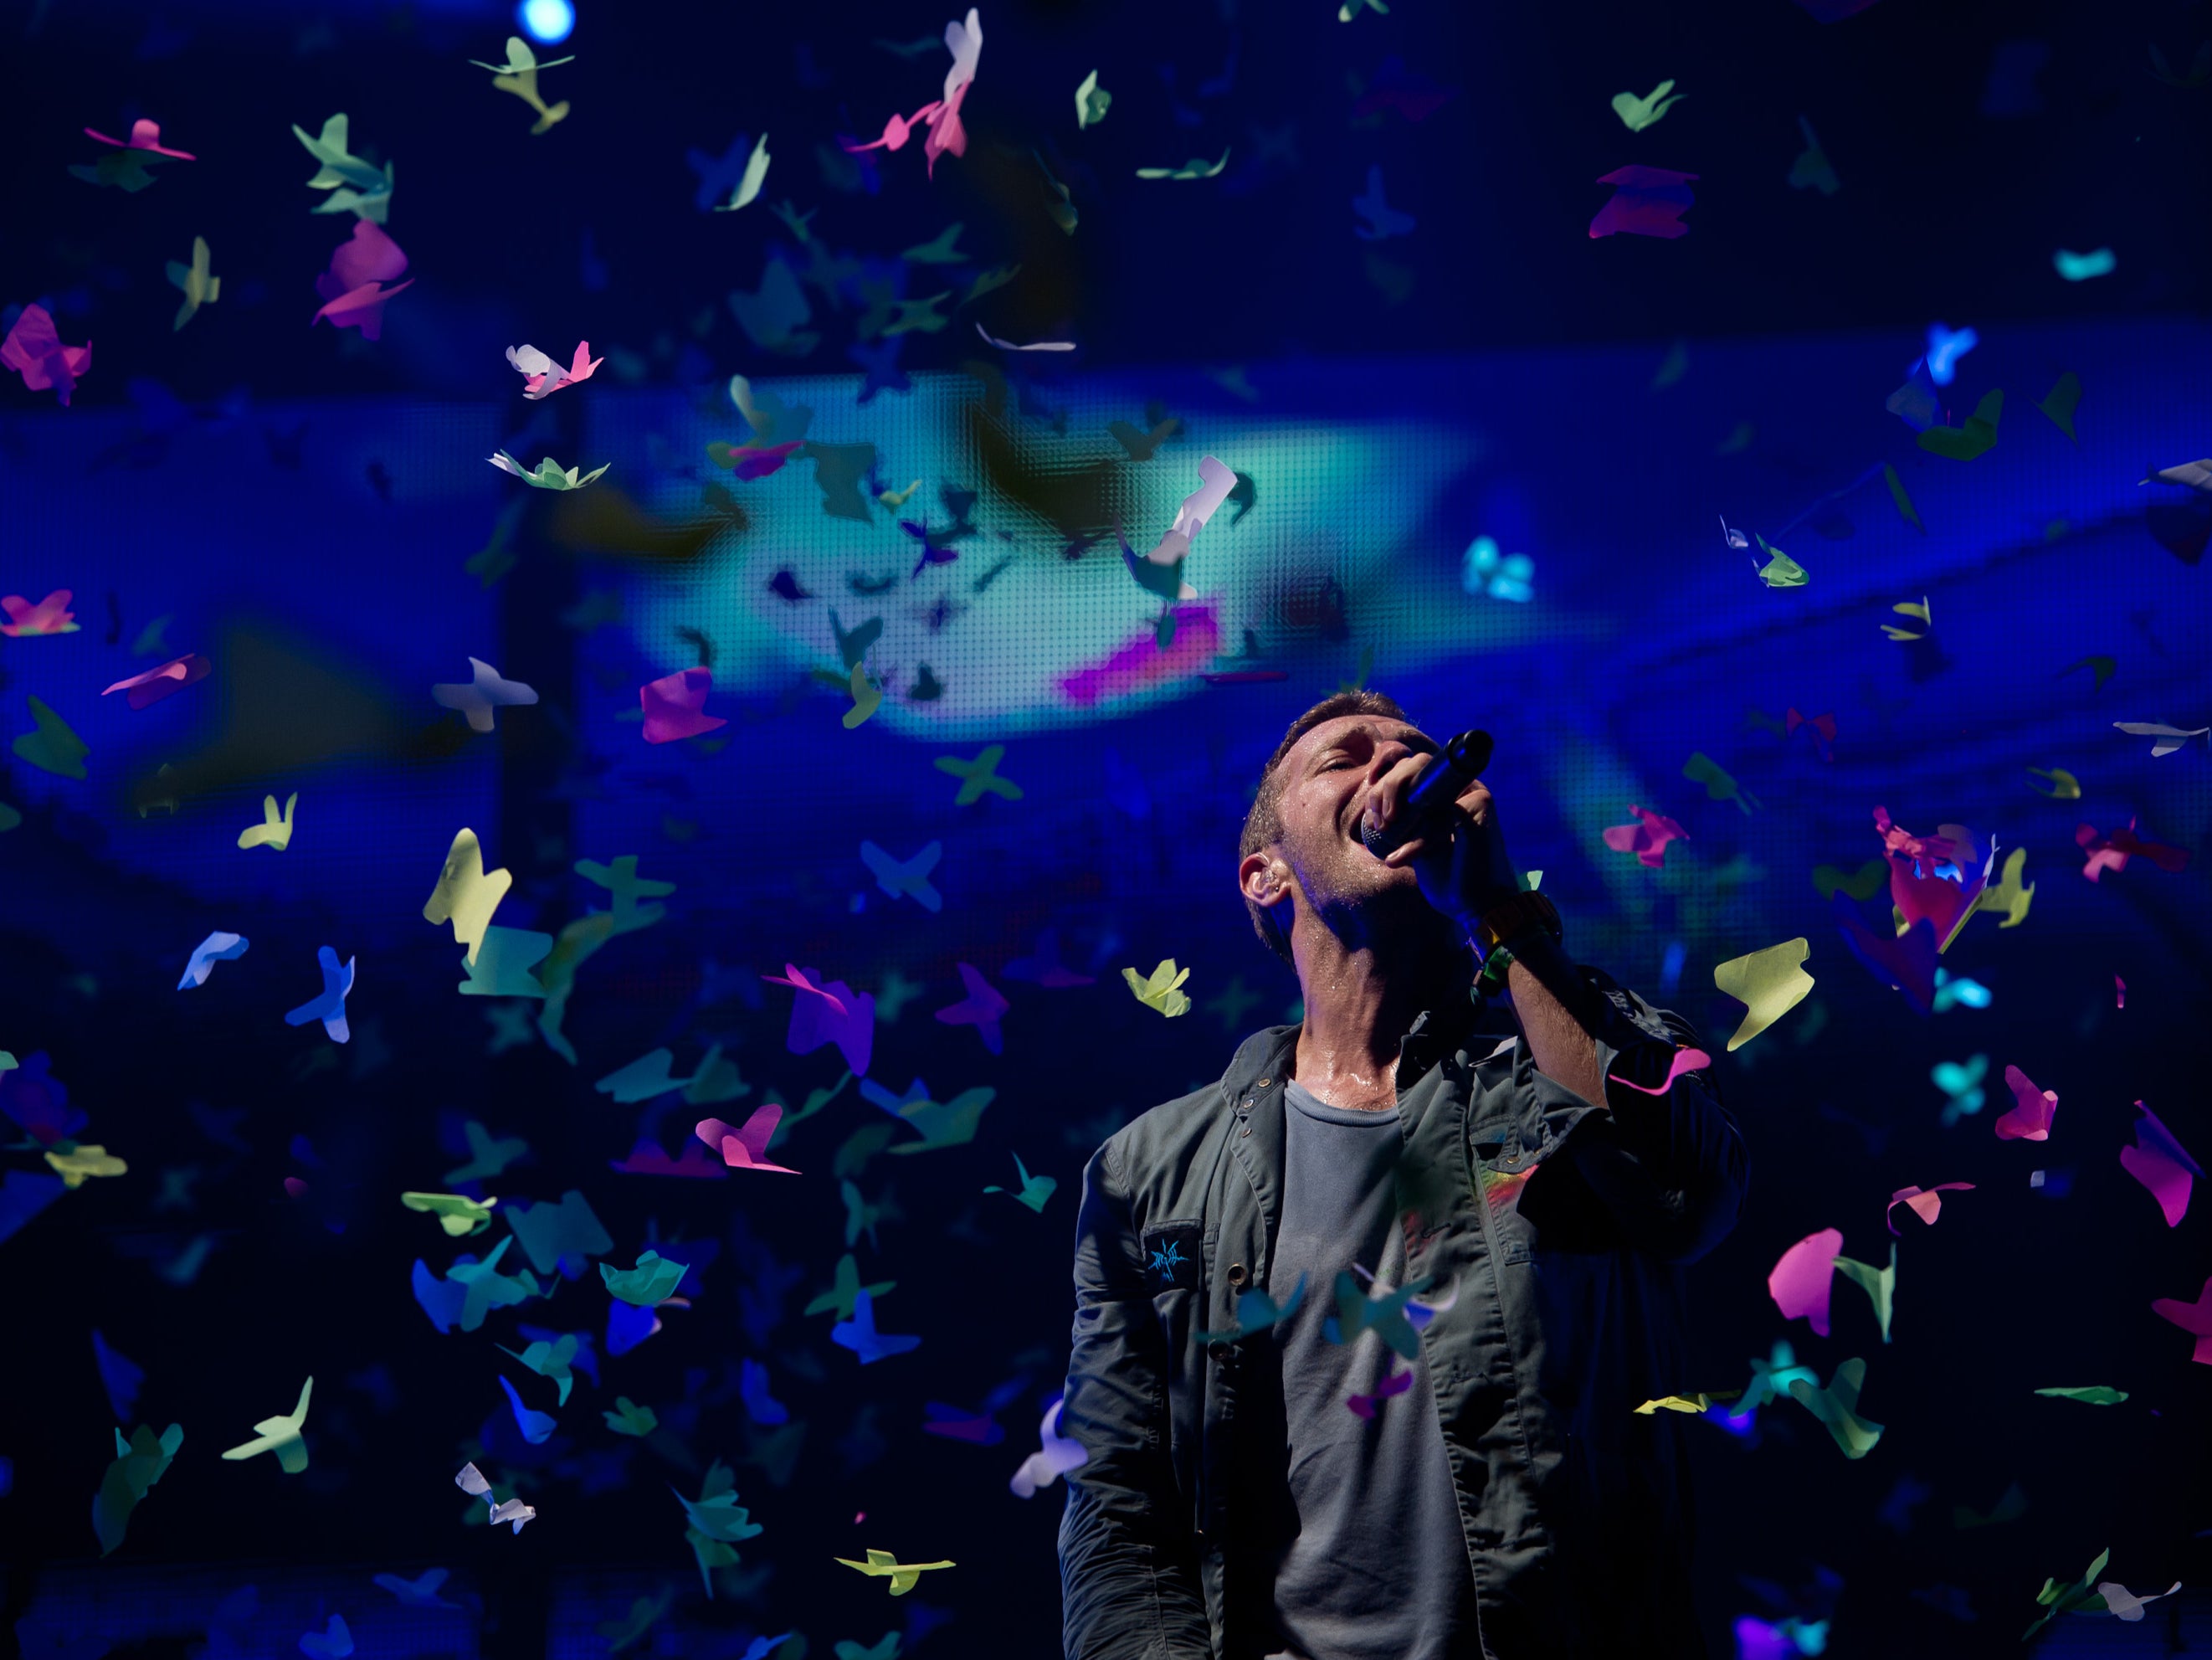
[{"xmin": 1059, "ymin": 691, "xmax": 1748, "ymax": 1659}]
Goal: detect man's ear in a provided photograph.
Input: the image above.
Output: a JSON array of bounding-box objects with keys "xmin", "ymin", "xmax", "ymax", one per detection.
[{"xmin": 1239, "ymin": 851, "xmax": 1291, "ymax": 912}]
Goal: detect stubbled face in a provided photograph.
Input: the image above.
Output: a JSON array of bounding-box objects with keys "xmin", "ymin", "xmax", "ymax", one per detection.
[{"xmin": 1254, "ymin": 715, "xmax": 1438, "ymax": 947}]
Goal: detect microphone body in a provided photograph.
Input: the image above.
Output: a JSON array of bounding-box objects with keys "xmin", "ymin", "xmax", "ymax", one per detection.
[{"xmin": 1360, "ymin": 729, "xmax": 1495, "ymax": 860}]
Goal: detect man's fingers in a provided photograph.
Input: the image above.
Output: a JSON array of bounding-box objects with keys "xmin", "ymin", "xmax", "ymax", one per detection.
[
  {"xmin": 1383, "ymin": 836, "xmax": 1428, "ymax": 867},
  {"xmin": 1454, "ymin": 779, "xmax": 1496, "ymax": 823},
  {"xmin": 1368, "ymin": 752, "xmax": 1436, "ymax": 829}
]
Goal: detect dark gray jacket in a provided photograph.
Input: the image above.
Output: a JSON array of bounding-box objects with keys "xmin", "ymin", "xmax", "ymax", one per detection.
[{"xmin": 1059, "ymin": 970, "xmax": 1748, "ymax": 1659}]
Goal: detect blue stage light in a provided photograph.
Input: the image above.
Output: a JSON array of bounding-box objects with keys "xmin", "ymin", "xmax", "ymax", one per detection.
[{"xmin": 517, "ymin": 0, "xmax": 574, "ymax": 45}]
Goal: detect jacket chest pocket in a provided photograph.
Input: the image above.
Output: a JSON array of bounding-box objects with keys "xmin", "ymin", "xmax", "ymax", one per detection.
[{"xmin": 1470, "ymin": 1117, "xmax": 1550, "ymax": 1266}]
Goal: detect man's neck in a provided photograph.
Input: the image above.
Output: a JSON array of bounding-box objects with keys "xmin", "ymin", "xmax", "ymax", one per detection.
[{"xmin": 1289, "ymin": 922, "xmax": 1467, "ymax": 1111}]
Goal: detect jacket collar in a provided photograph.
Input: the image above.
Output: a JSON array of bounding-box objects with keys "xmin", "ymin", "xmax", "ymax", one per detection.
[
  {"xmin": 1221, "ymin": 1025, "xmax": 1299, "ymax": 1245},
  {"xmin": 1218, "ymin": 999, "xmax": 1491, "ymax": 1244}
]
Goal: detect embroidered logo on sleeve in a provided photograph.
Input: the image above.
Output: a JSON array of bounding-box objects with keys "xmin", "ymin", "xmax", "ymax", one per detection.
[{"xmin": 1140, "ymin": 1221, "xmax": 1203, "ymax": 1293}]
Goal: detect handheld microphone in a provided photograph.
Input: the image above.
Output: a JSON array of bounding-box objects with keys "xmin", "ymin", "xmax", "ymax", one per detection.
[{"xmin": 1360, "ymin": 729, "xmax": 1495, "ymax": 860}]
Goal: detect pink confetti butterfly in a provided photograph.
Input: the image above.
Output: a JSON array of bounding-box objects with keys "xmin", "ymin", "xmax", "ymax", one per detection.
[
  {"xmin": 1768, "ymin": 1226, "xmax": 1844, "ymax": 1335},
  {"xmin": 2, "ymin": 306, "xmax": 92, "ymax": 406},
  {"xmin": 763, "ymin": 963, "xmax": 848, "ymax": 1018},
  {"xmin": 694, "ymin": 1103, "xmax": 799, "ymax": 1174},
  {"xmin": 841, "ymin": 8, "xmax": 981, "ymax": 177},
  {"xmin": 2119, "ymin": 1100, "xmax": 2200, "ymax": 1228},
  {"xmin": 1872, "ymin": 806, "xmax": 1990, "ymax": 949},
  {"xmin": 1060, "ymin": 604, "xmax": 1222, "ymax": 707},
  {"xmin": 934, "ymin": 960, "xmax": 1010, "ymax": 1056},
  {"xmin": 507, "ymin": 340, "xmax": 602, "ymax": 400},
  {"xmin": 1347, "ymin": 1365, "xmax": 1416, "ymax": 1419},
  {"xmin": 767, "ymin": 964, "xmax": 875, "ymax": 1077},
  {"xmin": 1871, "ymin": 804, "xmax": 1962, "ymax": 871},
  {"xmin": 84, "ymin": 118, "xmax": 195, "ymax": 157},
  {"xmin": 719, "ymin": 439, "xmax": 804, "ymax": 481},
  {"xmin": 1609, "ymin": 1046, "xmax": 1712, "ymax": 1096},
  {"xmin": 1885, "ymin": 1181, "xmax": 1975, "ymax": 1235},
  {"xmin": 101, "ymin": 653, "xmax": 210, "ymax": 709},
  {"xmin": 2151, "ymin": 1277, "xmax": 2212, "ymax": 1365},
  {"xmin": 639, "ymin": 666, "xmax": 728, "ymax": 743},
  {"xmin": 0, "ymin": 589, "xmax": 80, "ymax": 636},
  {"xmin": 845, "ymin": 103, "xmax": 944, "ymax": 156},
  {"xmin": 2115, "ymin": 975, "xmax": 2126, "ymax": 1009},
  {"xmin": 1601, "ymin": 804, "xmax": 1689, "ymax": 869},
  {"xmin": 608, "ymin": 1138, "xmax": 727, "ymax": 1178},
  {"xmin": 1786, "ymin": 707, "xmax": 1836, "ymax": 762},
  {"xmin": 2076, "ymin": 818, "xmax": 2190, "ymax": 883},
  {"xmin": 1993, "ymin": 1066, "xmax": 2057, "ymax": 1141},
  {"xmin": 1588, "ymin": 166, "xmax": 1700, "ymax": 239},
  {"xmin": 311, "ymin": 221, "xmax": 413, "ymax": 340}
]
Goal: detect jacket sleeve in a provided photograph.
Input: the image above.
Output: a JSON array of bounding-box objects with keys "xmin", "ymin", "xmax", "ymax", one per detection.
[
  {"xmin": 1534, "ymin": 973, "xmax": 1748, "ymax": 1265},
  {"xmin": 1058, "ymin": 1138, "xmax": 1214, "ymax": 1660}
]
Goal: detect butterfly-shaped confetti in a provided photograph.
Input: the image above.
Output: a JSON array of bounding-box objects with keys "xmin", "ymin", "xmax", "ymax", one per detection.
[
  {"xmin": 834, "ymin": 1548, "xmax": 955, "ymax": 1595},
  {"xmin": 0, "ymin": 589, "xmax": 80, "ymax": 636},
  {"xmin": 1602, "ymin": 804, "xmax": 1688, "ymax": 868},
  {"xmin": 1009, "ymin": 1394, "xmax": 1089, "ymax": 1497},
  {"xmin": 1610, "ymin": 80, "xmax": 1686, "ymax": 131},
  {"xmin": 1323, "ymin": 1267, "xmax": 1456, "ymax": 1360},
  {"xmin": 2119, "ymin": 1100, "xmax": 2199, "ymax": 1227},
  {"xmin": 219, "ymin": 1376, "xmax": 313, "ymax": 1473},
  {"xmin": 1786, "ymin": 1356, "xmax": 1884, "ymax": 1458},
  {"xmin": 296, "ymin": 1615, "xmax": 353, "ymax": 1659},
  {"xmin": 860, "ymin": 840, "xmax": 942, "ymax": 911},
  {"xmin": 2112, "ymin": 720, "xmax": 2209, "ymax": 757},
  {"xmin": 13, "ymin": 696, "xmax": 89, "ymax": 779},
  {"xmin": 639, "ymin": 666, "xmax": 726, "ymax": 742},
  {"xmin": 1122, "ymin": 958, "xmax": 1193, "ymax": 1017},
  {"xmin": 933, "ymin": 963, "xmax": 1008, "ymax": 1054},
  {"xmin": 178, "ymin": 931, "xmax": 249, "ymax": 989},
  {"xmin": 103, "ymin": 654, "xmax": 210, "ymax": 708},
  {"xmin": 768, "ymin": 964, "xmax": 875, "ymax": 1075},
  {"xmin": 507, "ymin": 341, "xmax": 601, "ymax": 399},
  {"xmin": 433, "ymin": 658, "xmax": 537, "ymax": 732},
  {"xmin": 831, "ymin": 1288, "xmax": 920, "ymax": 1364},
  {"xmin": 456, "ymin": 1460, "xmax": 536, "ymax": 1531},
  {"xmin": 283, "ymin": 947, "xmax": 355, "ymax": 1043},
  {"xmin": 2076, "ymin": 818, "xmax": 2189, "ymax": 882},
  {"xmin": 2, "ymin": 308, "xmax": 92, "ymax": 404},
  {"xmin": 490, "ymin": 451, "xmax": 608, "ymax": 491},
  {"xmin": 1885, "ymin": 1182, "xmax": 1973, "ymax": 1234},
  {"xmin": 982, "ymin": 1152, "xmax": 1056, "ymax": 1212},
  {"xmin": 695, "ymin": 1104, "xmax": 800, "ymax": 1174},
  {"xmin": 1347, "ymin": 1364, "xmax": 1416, "ymax": 1418},
  {"xmin": 238, "ymin": 793, "xmax": 297, "ymax": 851},
  {"xmin": 600, "ymin": 1251, "xmax": 685, "ymax": 1307},
  {"xmin": 402, "ymin": 1191, "xmax": 498, "ymax": 1237}
]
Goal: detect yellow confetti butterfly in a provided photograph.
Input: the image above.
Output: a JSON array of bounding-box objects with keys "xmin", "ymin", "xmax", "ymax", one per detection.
[
  {"xmin": 834, "ymin": 1548, "xmax": 956, "ymax": 1596},
  {"xmin": 47, "ymin": 1143, "xmax": 128, "ymax": 1187},
  {"xmin": 1712, "ymin": 938, "xmax": 1813, "ymax": 1051},
  {"xmin": 423, "ymin": 827, "xmax": 512, "ymax": 964},
  {"xmin": 237, "ymin": 793, "xmax": 296, "ymax": 851},
  {"xmin": 1122, "ymin": 958, "xmax": 1193, "ymax": 1018}
]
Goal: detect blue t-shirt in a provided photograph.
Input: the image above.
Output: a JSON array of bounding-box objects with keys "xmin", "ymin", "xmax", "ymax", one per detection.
[{"xmin": 1265, "ymin": 1079, "xmax": 1479, "ymax": 1660}]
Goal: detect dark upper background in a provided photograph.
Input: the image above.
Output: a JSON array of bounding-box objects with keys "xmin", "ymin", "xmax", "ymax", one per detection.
[
  {"xmin": 5, "ymin": 0, "xmax": 2209, "ymax": 400},
  {"xmin": 3, "ymin": 1, "xmax": 2210, "ymax": 1658}
]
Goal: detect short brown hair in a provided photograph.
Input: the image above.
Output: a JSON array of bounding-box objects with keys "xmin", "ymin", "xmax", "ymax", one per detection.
[{"xmin": 1238, "ymin": 689, "xmax": 1411, "ymax": 964}]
